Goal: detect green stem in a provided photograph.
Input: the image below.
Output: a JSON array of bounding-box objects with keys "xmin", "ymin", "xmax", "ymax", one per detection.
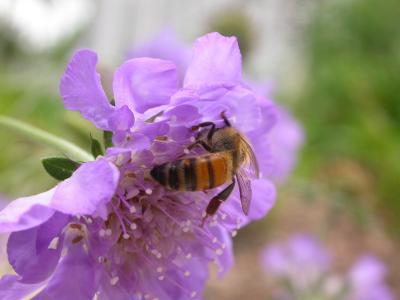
[{"xmin": 0, "ymin": 115, "xmax": 93, "ymax": 162}]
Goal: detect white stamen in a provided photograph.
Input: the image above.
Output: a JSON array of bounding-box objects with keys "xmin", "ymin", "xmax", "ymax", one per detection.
[
  {"xmin": 221, "ymin": 213, "xmax": 227, "ymax": 220},
  {"xmin": 209, "ymin": 221, "xmax": 217, "ymax": 227},
  {"xmin": 156, "ymin": 267, "xmax": 163, "ymax": 273},
  {"xmin": 201, "ymin": 211, "xmax": 207, "ymax": 218},
  {"xmin": 184, "ymin": 271, "xmax": 191, "ymax": 277},
  {"xmin": 216, "ymin": 249, "xmax": 223, "ymax": 256},
  {"xmin": 145, "ymin": 188, "xmax": 153, "ymax": 195},
  {"xmin": 190, "ymin": 136, "xmax": 196, "ymax": 142},
  {"xmin": 127, "ymin": 189, "xmax": 139, "ymax": 199},
  {"xmin": 110, "ymin": 276, "xmax": 119, "ymax": 286},
  {"xmin": 99, "ymin": 229, "xmax": 106, "ymax": 237},
  {"xmin": 182, "ymin": 227, "xmax": 190, "ymax": 233},
  {"xmin": 130, "ymin": 206, "xmax": 137, "ymax": 214},
  {"xmin": 158, "ymin": 275, "xmax": 165, "ymax": 281},
  {"xmin": 156, "ymin": 253, "xmax": 162, "ymax": 259},
  {"xmin": 130, "ymin": 223, "xmax": 137, "ymax": 230},
  {"xmin": 115, "ymin": 154, "xmax": 125, "ymax": 166},
  {"xmin": 186, "ymin": 253, "xmax": 192, "ymax": 259},
  {"xmin": 86, "ymin": 217, "xmax": 93, "ymax": 224},
  {"xmin": 184, "ymin": 148, "xmax": 190, "ymax": 154},
  {"xmin": 61, "ymin": 248, "xmax": 68, "ymax": 257},
  {"xmin": 190, "ymin": 291, "xmax": 197, "ymax": 298},
  {"xmin": 231, "ymin": 230, "xmax": 238, "ymax": 237},
  {"xmin": 212, "ymin": 237, "xmax": 218, "ymax": 243},
  {"xmin": 105, "ymin": 229, "xmax": 112, "ymax": 236},
  {"xmin": 123, "ymin": 233, "xmax": 130, "ymax": 239},
  {"xmin": 48, "ymin": 237, "xmax": 59, "ymax": 250}
]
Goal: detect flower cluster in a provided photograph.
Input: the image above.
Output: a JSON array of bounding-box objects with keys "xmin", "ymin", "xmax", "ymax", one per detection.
[
  {"xmin": 0, "ymin": 33, "xmax": 278, "ymax": 300},
  {"xmin": 262, "ymin": 234, "xmax": 394, "ymax": 300}
]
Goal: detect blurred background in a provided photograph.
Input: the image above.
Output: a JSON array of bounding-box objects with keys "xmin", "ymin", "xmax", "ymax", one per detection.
[{"xmin": 0, "ymin": 0, "xmax": 399, "ymax": 299}]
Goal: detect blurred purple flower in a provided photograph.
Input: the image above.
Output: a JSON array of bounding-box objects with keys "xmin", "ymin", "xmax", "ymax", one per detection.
[
  {"xmin": 261, "ymin": 234, "xmax": 394, "ymax": 300},
  {"xmin": 347, "ymin": 255, "xmax": 394, "ymax": 300},
  {"xmin": 262, "ymin": 234, "xmax": 330, "ymax": 291},
  {"xmin": 0, "ymin": 33, "xmax": 277, "ymax": 299},
  {"xmin": 128, "ymin": 30, "xmax": 303, "ymax": 183}
]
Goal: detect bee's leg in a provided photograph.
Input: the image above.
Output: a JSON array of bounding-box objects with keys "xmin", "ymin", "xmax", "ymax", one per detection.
[
  {"xmin": 221, "ymin": 111, "xmax": 231, "ymax": 127},
  {"xmin": 204, "ymin": 178, "xmax": 236, "ymax": 222},
  {"xmin": 187, "ymin": 140, "xmax": 212, "ymax": 152},
  {"xmin": 191, "ymin": 122, "xmax": 216, "ymax": 142}
]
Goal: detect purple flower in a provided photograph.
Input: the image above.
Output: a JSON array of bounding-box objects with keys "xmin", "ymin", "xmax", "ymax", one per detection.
[
  {"xmin": 262, "ymin": 234, "xmax": 331, "ymax": 292},
  {"xmin": 347, "ymin": 255, "xmax": 394, "ymax": 300},
  {"xmin": 128, "ymin": 30, "xmax": 303, "ymax": 183},
  {"xmin": 0, "ymin": 33, "xmax": 277, "ymax": 299},
  {"xmin": 261, "ymin": 235, "xmax": 394, "ymax": 300}
]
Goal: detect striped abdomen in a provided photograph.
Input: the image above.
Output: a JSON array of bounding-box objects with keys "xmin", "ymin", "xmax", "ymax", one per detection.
[{"xmin": 150, "ymin": 152, "xmax": 237, "ymax": 191}]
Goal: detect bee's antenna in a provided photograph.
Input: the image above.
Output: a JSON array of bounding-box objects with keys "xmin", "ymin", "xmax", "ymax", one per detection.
[{"xmin": 220, "ymin": 110, "xmax": 231, "ymax": 127}]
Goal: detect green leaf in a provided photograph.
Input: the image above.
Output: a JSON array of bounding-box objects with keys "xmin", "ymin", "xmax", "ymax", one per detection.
[
  {"xmin": 103, "ymin": 130, "xmax": 113, "ymax": 149},
  {"xmin": 42, "ymin": 157, "xmax": 80, "ymax": 181},
  {"xmin": 90, "ymin": 135, "xmax": 103, "ymax": 157}
]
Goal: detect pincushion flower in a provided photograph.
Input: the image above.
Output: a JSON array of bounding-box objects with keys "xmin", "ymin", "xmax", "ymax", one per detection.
[
  {"xmin": 261, "ymin": 234, "xmax": 394, "ymax": 300},
  {"xmin": 347, "ymin": 255, "xmax": 394, "ymax": 300},
  {"xmin": 262, "ymin": 234, "xmax": 331, "ymax": 293},
  {"xmin": 0, "ymin": 32, "xmax": 276, "ymax": 300},
  {"xmin": 128, "ymin": 30, "xmax": 303, "ymax": 183}
]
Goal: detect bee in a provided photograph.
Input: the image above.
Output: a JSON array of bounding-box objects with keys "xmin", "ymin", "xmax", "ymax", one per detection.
[{"xmin": 150, "ymin": 111, "xmax": 259, "ymax": 217}]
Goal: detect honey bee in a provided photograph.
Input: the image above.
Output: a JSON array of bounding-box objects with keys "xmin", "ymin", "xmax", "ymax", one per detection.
[{"xmin": 150, "ymin": 111, "xmax": 259, "ymax": 218}]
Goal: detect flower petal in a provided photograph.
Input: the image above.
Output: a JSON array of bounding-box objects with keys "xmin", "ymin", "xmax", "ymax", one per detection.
[
  {"xmin": 0, "ymin": 275, "xmax": 44, "ymax": 300},
  {"xmin": 220, "ymin": 179, "xmax": 276, "ymax": 230},
  {"xmin": 7, "ymin": 212, "xmax": 68, "ymax": 283},
  {"xmin": 209, "ymin": 225, "xmax": 234, "ymax": 277},
  {"xmin": 184, "ymin": 32, "xmax": 242, "ymax": 87},
  {"xmin": 32, "ymin": 244, "xmax": 96, "ymax": 300},
  {"xmin": 0, "ymin": 189, "xmax": 56, "ymax": 233},
  {"xmin": 51, "ymin": 158, "xmax": 119, "ymax": 216},
  {"xmin": 113, "ymin": 58, "xmax": 178, "ymax": 114},
  {"xmin": 247, "ymin": 179, "xmax": 276, "ymax": 220},
  {"xmin": 60, "ymin": 49, "xmax": 134, "ymax": 131},
  {"xmin": 127, "ymin": 28, "xmax": 191, "ymax": 84}
]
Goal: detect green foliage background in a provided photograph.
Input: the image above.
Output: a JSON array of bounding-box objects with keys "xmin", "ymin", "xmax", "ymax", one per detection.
[{"xmin": 295, "ymin": 0, "xmax": 400, "ymax": 233}]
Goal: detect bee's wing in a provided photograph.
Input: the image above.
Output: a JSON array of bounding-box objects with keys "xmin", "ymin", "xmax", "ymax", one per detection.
[
  {"xmin": 236, "ymin": 135, "xmax": 259, "ymax": 215},
  {"xmin": 239, "ymin": 135, "xmax": 260, "ymax": 179},
  {"xmin": 236, "ymin": 168, "xmax": 252, "ymax": 215}
]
